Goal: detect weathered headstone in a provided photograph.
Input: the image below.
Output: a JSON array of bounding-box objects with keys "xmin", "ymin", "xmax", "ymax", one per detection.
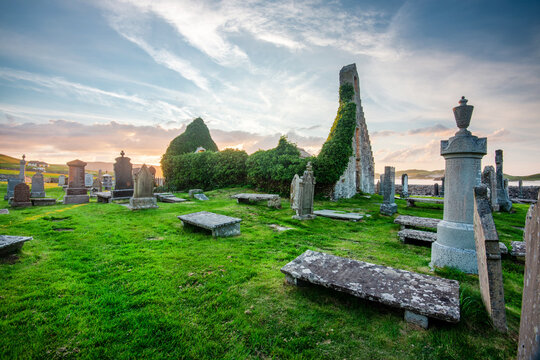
[
  {"xmin": 58, "ymin": 175, "xmax": 66, "ymax": 187},
  {"xmin": 380, "ymin": 166, "xmax": 397, "ymax": 216},
  {"xmin": 473, "ymin": 185, "xmax": 507, "ymax": 333},
  {"xmin": 292, "ymin": 162, "xmax": 316, "ymax": 220},
  {"xmin": 379, "ymin": 174, "xmax": 384, "ymax": 195},
  {"xmin": 85, "ymin": 173, "xmax": 93, "ymax": 187},
  {"xmin": 441, "ymin": 176, "xmax": 445, "ymax": 196},
  {"xmin": 189, "ymin": 189, "xmax": 203, "ymax": 198},
  {"xmin": 290, "ymin": 174, "xmax": 301, "ymax": 210},
  {"xmin": 11, "ymin": 183, "xmax": 32, "ymax": 208},
  {"xmin": 518, "ymin": 180, "xmax": 523, "ymax": 198},
  {"xmin": 102, "ymin": 174, "xmax": 113, "ymax": 190},
  {"xmin": 332, "ymin": 64, "xmax": 375, "ymax": 199},
  {"xmin": 30, "ymin": 172, "xmax": 46, "ymax": 198},
  {"xmin": 4, "ymin": 178, "xmax": 22, "ymax": 200},
  {"xmin": 91, "ymin": 177, "xmax": 102, "ymax": 193},
  {"xmin": 63, "ymin": 159, "xmax": 89, "ymax": 205},
  {"xmin": 434, "ymin": 183, "xmax": 439, "ymax": 196},
  {"xmin": 495, "ymin": 150, "xmax": 512, "ymax": 212},
  {"xmin": 431, "ymin": 97, "xmax": 487, "ymax": 274},
  {"xmin": 128, "ymin": 164, "xmax": 158, "ymax": 210},
  {"xmin": 112, "ymin": 151, "xmax": 134, "ymax": 199},
  {"xmin": 194, "ymin": 193, "xmax": 209, "ymax": 201},
  {"xmin": 401, "ymin": 174, "xmax": 409, "ymax": 198},
  {"xmin": 518, "ymin": 195, "xmax": 540, "ymax": 359},
  {"xmin": 482, "ymin": 166, "xmax": 498, "ymax": 211}
]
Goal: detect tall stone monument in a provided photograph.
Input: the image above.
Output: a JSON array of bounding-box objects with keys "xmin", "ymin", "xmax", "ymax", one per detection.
[
  {"xmin": 431, "ymin": 97, "xmax": 487, "ymax": 274},
  {"xmin": 518, "ymin": 179, "xmax": 523, "ymax": 198},
  {"xmin": 292, "ymin": 162, "xmax": 316, "ymax": 220},
  {"xmin": 495, "ymin": 150, "xmax": 512, "ymax": 212},
  {"xmin": 482, "ymin": 166, "xmax": 498, "ymax": 211},
  {"xmin": 11, "ymin": 183, "xmax": 32, "ymax": 208},
  {"xmin": 473, "ymin": 185, "xmax": 507, "ymax": 333},
  {"xmin": 401, "ymin": 174, "xmax": 408, "ymax": 198},
  {"xmin": 128, "ymin": 165, "xmax": 158, "ymax": 210},
  {"xmin": 380, "ymin": 166, "xmax": 397, "ymax": 216},
  {"xmin": 63, "ymin": 160, "xmax": 89, "ymax": 204},
  {"xmin": 379, "ymin": 174, "xmax": 384, "ymax": 195},
  {"xmin": 19, "ymin": 154, "xmax": 26, "ymax": 181},
  {"xmin": 434, "ymin": 183, "xmax": 439, "ymax": 196},
  {"xmin": 332, "ymin": 64, "xmax": 375, "ymax": 199},
  {"xmin": 112, "ymin": 151, "xmax": 134, "ymax": 199},
  {"xmin": 518, "ymin": 195, "xmax": 540, "ymax": 360},
  {"xmin": 30, "ymin": 172, "xmax": 46, "ymax": 198}
]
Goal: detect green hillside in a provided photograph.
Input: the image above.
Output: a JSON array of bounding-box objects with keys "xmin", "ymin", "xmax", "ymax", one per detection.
[
  {"xmin": 504, "ymin": 173, "xmax": 540, "ymax": 181},
  {"xmin": 0, "ymin": 154, "xmax": 19, "ymax": 164}
]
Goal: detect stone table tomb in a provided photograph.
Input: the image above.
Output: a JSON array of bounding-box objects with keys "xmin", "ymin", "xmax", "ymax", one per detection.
[
  {"xmin": 178, "ymin": 211, "xmax": 242, "ymax": 237},
  {"xmin": 231, "ymin": 193, "xmax": 281, "ymax": 209}
]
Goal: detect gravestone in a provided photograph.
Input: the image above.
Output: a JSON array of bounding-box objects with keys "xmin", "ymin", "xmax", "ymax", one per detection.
[
  {"xmin": 518, "ymin": 180, "xmax": 523, "ymax": 198},
  {"xmin": 194, "ymin": 193, "xmax": 209, "ymax": 201},
  {"xmin": 380, "ymin": 166, "xmax": 397, "ymax": 216},
  {"xmin": 11, "ymin": 183, "xmax": 32, "ymax": 208},
  {"xmin": 292, "ymin": 162, "xmax": 316, "ymax": 220},
  {"xmin": 85, "ymin": 173, "xmax": 93, "ymax": 187},
  {"xmin": 375, "ymin": 180, "xmax": 380, "ymax": 195},
  {"xmin": 128, "ymin": 164, "xmax": 158, "ymax": 210},
  {"xmin": 473, "ymin": 185, "xmax": 507, "ymax": 333},
  {"xmin": 63, "ymin": 159, "xmax": 89, "ymax": 204},
  {"xmin": 441, "ymin": 176, "xmax": 445, "ymax": 196},
  {"xmin": 0, "ymin": 235, "xmax": 32, "ymax": 256},
  {"xmin": 331, "ymin": 64, "xmax": 375, "ymax": 199},
  {"xmin": 518, "ymin": 195, "xmax": 539, "ymax": 359},
  {"xmin": 290, "ymin": 174, "xmax": 301, "ymax": 210},
  {"xmin": 18, "ymin": 154, "xmax": 26, "ymax": 181},
  {"xmin": 4, "ymin": 178, "xmax": 22, "ymax": 200},
  {"xmin": 379, "ymin": 174, "xmax": 384, "ymax": 195},
  {"xmin": 401, "ymin": 174, "xmax": 408, "ymax": 198},
  {"xmin": 30, "ymin": 172, "xmax": 46, "ymax": 198},
  {"xmin": 431, "ymin": 97, "xmax": 487, "ymax": 274},
  {"xmin": 482, "ymin": 166, "xmax": 498, "ymax": 211},
  {"xmin": 434, "ymin": 183, "xmax": 439, "ymax": 196},
  {"xmin": 102, "ymin": 174, "xmax": 113, "ymax": 190},
  {"xmin": 112, "ymin": 151, "xmax": 134, "ymax": 199},
  {"xmin": 189, "ymin": 189, "xmax": 203, "ymax": 198},
  {"xmin": 58, "ymin": 175, "xmax": 66, "ymax": 187},
  {"xmin": 92, "ymin": 177, "xmax": 102, "ymax": 193},
  {"xmin": 495, "ymin": 150, "xmax": 512, "ymax": 212}
]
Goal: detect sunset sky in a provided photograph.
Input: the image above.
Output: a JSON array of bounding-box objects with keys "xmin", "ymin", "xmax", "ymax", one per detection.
[{"xmin": 1, "ymin": 0, "xmax": 539, "ymax": 175}]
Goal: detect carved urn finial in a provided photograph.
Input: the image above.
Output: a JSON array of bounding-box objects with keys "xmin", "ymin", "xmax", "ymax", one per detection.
[
  {"xmin": 120, "ymin": 150, "xmax": 125, "ymax": 157},
  {"xmin": 453, "ymin": 96, "xmax": 474, "ymax": 135},
  {"xmin": 306, "ymin": 161, "xmax": 312, "ymax": 172},
  {"xmin": 22, "ymin": 154, "xmax": 25, "ymax": 160}
]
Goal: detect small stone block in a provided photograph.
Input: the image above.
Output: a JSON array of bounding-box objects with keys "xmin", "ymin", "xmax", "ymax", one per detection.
[
  {"xmin": 404, "ymin": 310, "xmax": 429, "ymax": 329},
  {"xmin": 31, "ymin": 198, "xmax": 57, "ymax": 206},
  {"xmin": 0, "ymin": 209, "xmax": 9, "ymax": 215},
  {"xmin": 194, "ymin": 193, "xmax": 209, "ymax": 201}
]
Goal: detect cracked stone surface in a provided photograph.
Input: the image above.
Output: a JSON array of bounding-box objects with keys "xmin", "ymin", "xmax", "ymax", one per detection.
[
  {"xmin": 394, "ymin": 215, "xmax": 440, "ymax": 230},
  {"xmin": 314, "ymin": 210, "xmax": 363, "ymax": 221},
  {"xmin": 510, "ymin": 241, "xmax": 526, "ymax": 259},
  {"xmin": 0, "ymin": 235, "xmax": 32, "ymax": 256},
  {"xmin": 178, "ymin": 211, "xmax": 242, "ymax": 237},
  {"xmin": 281, "ymin": 250, "xmax": 460, "ymax": 323},
  {"xmin": 398, "ymin": 229, "xmax": 436, "ymax": 243}
]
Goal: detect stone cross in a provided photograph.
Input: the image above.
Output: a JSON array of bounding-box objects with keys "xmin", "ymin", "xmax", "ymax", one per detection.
[
  {"xmin": 19, "ymin": 154, "xmax": 26, "ymax": 181},
  {"xmin": 495, "ymin": 150, "xmax": 512, "ymax": 212},
  {"xmin": 11, "ymin": 183, "xmax": 32, "ymax": 208},
  {"xmin": 292, "ymin": 162, "xmax": 316, "ymax": 220},
  {"xmin": 63, "ymin": 159, "xmax": 89, "ymax": 204},
  {"xmin": 482, "ymin": 166, "xmax": 498, "ymax": 211},
  {"xmin": 518, "ymin": 194, "xmax": 540, "ymax": 359},
  {"xmin": 473, "ymin": 185, "xmax": 507, "ymax": 333},
  {"xmin": 401, "ymin": 174, "xmax": 408, "ymax": 198},
  {"xmin": 31, "ymin": 172, "xmax": 46, "ymax": 198},
  {"xmin": 380, "ymin": 166, "xmax": 397, "ymax": 216},
  {"xmin": 431, "ymin": 97, "xmax": 487, "ymax": 274},
  {"xmin": 128, "ymin": 164, "xmax": 158, "ymax": 210}
]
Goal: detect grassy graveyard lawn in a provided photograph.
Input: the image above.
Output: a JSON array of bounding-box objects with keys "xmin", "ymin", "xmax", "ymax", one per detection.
[{"xmin": 0, "ymin": 183, "xmax": 527, "ymax": 359}]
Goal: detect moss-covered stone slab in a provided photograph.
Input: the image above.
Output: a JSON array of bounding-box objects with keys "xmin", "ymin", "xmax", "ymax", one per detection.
[
  {"xmin": 0, "ymin": 235, "xmax": 32, "ymax": 256},
  {"xmin": 231, "ymin": 193, "xmax": 281, "ymax": 208},
  {"xmin": 178, "ymin": 211, "xmax": 242, "ymax": 237},
  {"xmin": 281, "ymin": 250, "xmax": 460, "ymax": 326}
]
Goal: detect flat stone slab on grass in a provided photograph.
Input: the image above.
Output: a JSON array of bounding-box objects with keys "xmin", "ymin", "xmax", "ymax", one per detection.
[
  {"xmin": 398, "ymin": 229, "xmax": 437, "ymax": 243},
  {"xmin": 0, "ymin": 209, "xmax": 8, "ymax": 215},
  {"xmin": 511, "ymin": 241, "xmax": 526, "ymax": 260},
  {"xmin": 178, "ymin": 211, "xmax": 242, "ymax": 237},
  {"xmin": 194, "ymin": 193, "xmax": 209, "ymax": 201},
  {"xmin": 313, "ymin": 210, "xmax": 363, "ymax": 221},
  {"xmin": 231, "ymin": 193, "xmax": 281, "ymax": 208},
  {"xmin": 269, "ymin": 224, "xmax": 294, "ymax": 232},
  {"xmin": 281, "ymin": 250, "xmax": 460, "ymax": 327},
  {"xmin": 407, "ymin": 198, "xmax": 444, "ymax": 207},
  {"xmin": 394, "ymin": 215, "xmax": 441, "ymax": 230},
  {"xmin": 154, "ymin": 193, "xmax": 186, "ymax": 203},
  {"xmin": 0, "ymin": 235, "xmax": 32, "ymax": 256},
  {"xmin": 95, "ymin": 192, "xmax": 112, "ymax": 203},
  {"xmin": 31, "ymin": 198, "xmax": 57, "ymax": 206}
]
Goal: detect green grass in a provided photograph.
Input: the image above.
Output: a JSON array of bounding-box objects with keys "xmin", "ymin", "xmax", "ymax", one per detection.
[{"xmin": 0, "ymin": 184, "xmax": 527, "ymax": 359}]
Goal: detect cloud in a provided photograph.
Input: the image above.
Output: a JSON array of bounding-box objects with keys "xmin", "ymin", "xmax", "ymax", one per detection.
[{"xmin": 377, "ymin": 139, "xmax": 440, "ymax": 164}]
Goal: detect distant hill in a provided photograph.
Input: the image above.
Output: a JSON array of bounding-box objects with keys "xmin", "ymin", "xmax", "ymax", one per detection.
[
  {"xmin": 375, "ymin": 169, "xmax": 445, "ymax": 180},
  {"xmin": 0, "ymin": 154, "xmax": 19, "ymax": 164},
  {"xmin": 504, "ymin": 173, "xmax": 540, "ymax": 181}
]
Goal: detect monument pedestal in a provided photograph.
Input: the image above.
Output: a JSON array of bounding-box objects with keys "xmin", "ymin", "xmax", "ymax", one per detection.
[
  {"xmin": 431, "ymin": 221, "xmax": 478, "ymax": 274},
  {"xmin": 111, "ymin": 189, "xmax": 134, "ymax": 199},
  {"xmin": 64, "ymin": 194, "xmax": 89, "ymax": 204},
  {"xmin": 380, "ymin": 203, "xmax": 397, "ymax": 216},
  {"xmin": 128, "ymin": 197, "xmax": 157, "ymax": 210}
]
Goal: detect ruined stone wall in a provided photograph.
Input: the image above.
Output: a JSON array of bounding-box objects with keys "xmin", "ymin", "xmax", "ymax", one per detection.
[
  {"xmin": 333, "ymin": 64, "xmax": 375, "ymax": 199},
  {"xmin": 508, "ymin": 186, "xmax": 539, "ymax": 200}
]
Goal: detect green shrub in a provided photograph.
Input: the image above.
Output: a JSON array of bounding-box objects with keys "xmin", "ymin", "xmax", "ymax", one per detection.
[{"xmin": 164, "ymin": 117, "xmax": 218, "ymax": 157}]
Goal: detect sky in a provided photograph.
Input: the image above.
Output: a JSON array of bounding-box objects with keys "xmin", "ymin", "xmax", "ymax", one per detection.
[{"xmin": 0, "ymin": 0, "xmax": 539, "ymax": 175}]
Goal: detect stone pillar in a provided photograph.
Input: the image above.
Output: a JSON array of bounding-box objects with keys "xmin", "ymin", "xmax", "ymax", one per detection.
[
  {"xmin": 517, "ymin": 193, "xmax": 540, "ymax": 359},
  {"xmin": 63, "ymin": 160, "xmax": 89, "ymax": 204},
  {"xmin": 379, "ymin": 174, "xmax": 384, "ymax": 195},
  {"xmin": 518, "ymin": 180, "xmax": 523, "ymax": 198},
  {"xmin": 495, "ymin": 150, "xmax": 512, "ymax": 212},
  {"xmin": 292, "ymin": 162, "xmax": 316, "ymax": 220},
  {"xmin": 434, "ymin": 183, "xmax": 439, "ymax": 196},
  {"xmin": 482, "ymin": 166, "xmax": 498, "ymax": 211},
  {"xmin": 441, "ymin": 176, "xmax": 445, "ymax": 196},
  {"xmin": 431, "ymin": 97, "xmax": 487, "ymax": 274},
  {"xmin": 112, "ymin": 151, "xmax": 134, "ymax": 198},
  {"xmin": 380, "ymin": 166, "xmax": 397, "ymax": 216},
  {"xmin": 401, "ymin": 174, "xmax": 408, "ymax": 198},
  {"xmin": 19, "ymin": 154, "xmax": 26, "ymax": 181}
]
